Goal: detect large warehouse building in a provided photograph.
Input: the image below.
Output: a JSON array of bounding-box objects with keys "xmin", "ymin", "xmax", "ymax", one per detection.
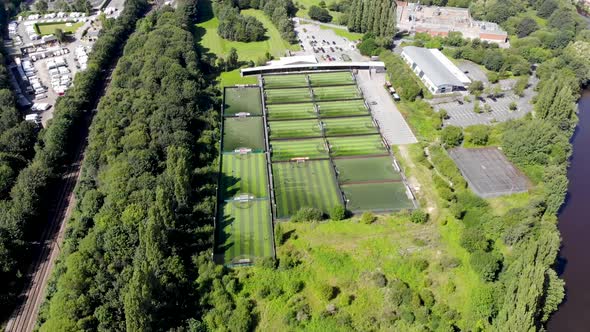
[{"xmin": 401, "ymin": 46, "xmax": 471, "ymax": 94}]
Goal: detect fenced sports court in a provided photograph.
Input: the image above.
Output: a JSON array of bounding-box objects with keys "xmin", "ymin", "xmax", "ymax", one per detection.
[
  {"xmin": 220, "ymin": 153, "xmax": 268, "ymax": 198},
  {"xmin": 334, "ymin": 156, "xmax": 402, "ymax": 183},
  {"xmin": 327, "ymin": 135, "xmax": 388, "ymax": 157},
  {"xmin": 265, "ymin": 88, "xmax": 312, "ymax": 104},
  {"xmin": 223, "ymin": 86, "xmax": 262, "ymax": 116},
  {"xmin": 341, "ymin": 182, "xmax": 414, "ymax": 212},
  {"xmin": 312, "ymin": 85, "xmax": 362, "ymax": 101},
  {"xmin": 309, "ymin": 71, "xmax": 355, "ymax": 86},
  {"xmin": 223, "ymin": 117, "xmax": 265, "ymax": 152},
  {"xmin": 322, "ymin": 117, "xmax": 378, "ymax": 136},
  {"xmin": 267, "ymin": 103, "xmax": 317, "ymax": 120},
  {"xmin": 272, "ymin": 160, "xmax": 342, "ymax": 218},
  {"xmin": 269, "ymin": 119, "xmax": 322, "ymax": 139},
  {"xmin": 270, "ymin": 138, "xmax": 330, "ymax": 161},
  {"xmin": 263, "ymin": 74, "xmax": 308, "ymax": 89},
  {"xmin": 317, "ymin": 100, "xmax": 369, "ymax": 118}
]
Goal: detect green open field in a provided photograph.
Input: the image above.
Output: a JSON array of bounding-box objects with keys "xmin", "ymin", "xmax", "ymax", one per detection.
[
  {"xmin": 341, "ymin": 182, "xmax": 414, "ymax": 211},
  {"xmin": 216, "ymin": 199, "xmax": 273, "ymax": 264},
  {"xmin": 313, "ymin": 85, "xmax": 362, "ymax": 101},
  {"xmin": 317, "ymin": 100, "xmax": 369, "ymax": 117},
  {"xmin": 266, "ymin": 103, "xmax": 317, "ymax": 120},
  {"xmin": 269, "ymin": 119, "xmax": 322, "ymax": 139},
  {"xmin": 272, "ymin": 160, "xmax": 342, "ymax": 218},
  {"xmin": 224, "ymin": 87, "xmax": 262, "ymax": 116},
  {"xmin": 223, "ymin": 117, "xmax": 265, "ymax": 152},
  {"xmin": 328, "ymin": 135, "xmax": 388, "ymax": 157},
  {"xmin": 319, "ymin": 25, "xmax": 364, "ymax": 41},
  {"xmin": 308, "ymin": 72, "xmax": 354, "ymax": 87},
  {"xmin": 322, "ymin": 117, "xmax": 378, "ymax": 136},
  {"xmin": 271, "ymin": 138, "xmax": 329, "ymax": 161},
  {"xmin": 264, "ymin": 74, "xmax": 308, "ymax": 89},
  {"xmin": 265, "ymin": 88, "xmax": 312, "ymax": 104},
  {"xmin": 220, "ymin": 153, "xmax": 269, "ymax": 199},
  {"xmin": 35, "ymin": 21, "xmax": 84, "ymax": 35},
  {"xmin": 334, "ymin": 156, "xmax": 402, "ymax": 183}
]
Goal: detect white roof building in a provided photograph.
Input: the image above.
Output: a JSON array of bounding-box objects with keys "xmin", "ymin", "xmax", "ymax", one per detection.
[
  {"xmin": 266, "ymin": 55, "xmax": 318, "ymax": 67},
  {"xmin": 401, "ymin": 46, "xmax": 471, "ymax": 94}
]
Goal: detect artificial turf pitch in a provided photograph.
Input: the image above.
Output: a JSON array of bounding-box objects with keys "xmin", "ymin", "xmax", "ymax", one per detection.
[
  {"xmin": 223, "ymin": 117, "xmax": 265, "ymax": 151},
  {"xmin": 265, "ymin": 88, "xmax": 312, "ymax": 104},
  {"xmin": 264, "ymin": 74, "xmax": 308, "ymax": 89},
  {"xmin": 317, "ymin": 100, "xmax": 368, "ymax": 117},
  {"xmin": 313, "ymin": 86, "xmax": 361, "ymax": 101},
  {"xmin": 269, "ymin": 119, "xmax": 322, "ymax": 139},
  {"xmin": 272, "ymin": 160, "xmax": 342, "ymax": 218},
  {"xmin": 224, "ymin": 87, "xmax": 262, "ymax": 116},
  {"xmin": 334, "ymin": 156, "xmax": 402, "ymax": 183},
  {"xmin": 328, "ymin": 135, "xmax": 387, "ymax": 157},
  {"xmin": 308, "ymin": 72, "xmax": 354, "ymax": 86},
  {"xmin": 266, "ymin": 103, "xmax": 317, "ymax": 120},
  {"xmin": 271, "ymin": 138, "xmax": 329, "ymax": 161},
  {"xmin": 220, "ymin": 153, "xmax": 269, "ymax": 199},
  {"xmin": 322, "ymin": 117, "xmax": 377, "ymax": 136},
  {"xmin": 341, "ymin": 182, "xmax": 414, "ymax": 211}
]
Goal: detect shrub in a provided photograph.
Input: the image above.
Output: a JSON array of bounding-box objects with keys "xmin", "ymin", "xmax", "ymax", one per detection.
[
  {"xmin": 275, "ymin": 222, "xmax": 285, "ymax": 245},
  {"xmin": 410, "ymin": 210, "xmax": 429, "ymax": 224},
  {"xmin": 360, "ymin": 211, "xmax": 376, "ymax": 224},
  {"xmin": 487, "ymin": 71, "xmax": 499, "ymax": 83},
  {"xmin": 291, "ymin": 207, "xmax": 324, "ymax": 222},
  {"xmin": 316, "ymin": 283, "xmax": 337, "ymax": 300},
  {"xmin": 440, "ymin": 126, "xmax": 463, "ymax": 147},
  {"xmin": 371, "ymin": 272, "xmax": 388, "ymax": 288},
  {"xmin": 460, "ymin": 228, "xmax": 490, "ymax": 252},
  {"xmin": 309, "ymin": 5, "xmax": 332, "ymax": 22},
  {"xmin": 413, "ymin": 258, "xmax": 429, "ymax": 271},
  {"xmin": 509, "ymin": 101, "xmax": 518, "ymax": 111},
  {"xmin": 470, "ymin": 250, "xmax": 502, "ymax": 281},
  {"xmin": 330, "ymin": 204, "xmax": 347, "ymax": 220},
  {"xmin": 467, "ymin": 125, "xmax": 490, "ymax": 146}
]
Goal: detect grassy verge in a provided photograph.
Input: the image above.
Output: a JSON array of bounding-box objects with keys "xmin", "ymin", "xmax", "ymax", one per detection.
[{"xmin": 319, "ymin": 25, "xmax": 363, "ymax": 41}]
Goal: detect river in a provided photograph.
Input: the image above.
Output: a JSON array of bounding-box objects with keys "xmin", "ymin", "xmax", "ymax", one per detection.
[{"xmin": 547, "ymin": 90, "xmax": 590, "ymax": 331}]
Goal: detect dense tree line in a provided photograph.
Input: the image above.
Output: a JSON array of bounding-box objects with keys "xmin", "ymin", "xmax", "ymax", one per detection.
[
  {"xmin": 347, "ymin": 0, "xmax": 396, "ymax": 46},
  {"xmin": 0, "ymin": 0, "xmax": 147, "ymax": 320},
  {"xmin": 213, "ymin": 0, "xmax": 266, "ymax": 42},
  {"xmin": 234, "ymin": 0, "xmax": 298, "ymax": 43},
  {"xmin": 37, "ymin": 4, "xmax": 251, "ymax": 330}
]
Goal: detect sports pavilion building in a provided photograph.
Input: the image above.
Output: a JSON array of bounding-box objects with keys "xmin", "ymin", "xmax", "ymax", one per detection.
[{"xmin": 401, "ymin": 46, "xmax": 471, "ymax": 94}]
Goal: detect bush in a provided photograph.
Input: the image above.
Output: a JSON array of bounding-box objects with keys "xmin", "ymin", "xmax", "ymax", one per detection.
[
  {"xmin": 467, "ymin": 125, "xmax": 490, "ymax": 146},
  {"xmin": 360, "ymin": 211, "xmax": 376, "ymax": 224},
  {"xmin": 440, "ymin": 126, "xmax": 463, "ymax": 148},
  {"xmin": 309, "ymin": 5, "xmax": 332, "ymax": 22},
  {"xmin": 291, "ymin": 207, "xmax": 324, "ymax": 222},
  {"xmin": 509, "ymin": 101, "xmax": 518, "ymax": 111},
  {"xmin": 470, "ymin": 250, "xmax": 502, "ymax": 281},
  {"xmin": 460, "ymin": 228, "xmax": 490, "ymax": 252},
  {"xmin": 330, "ymin": 204, "xmax": 347, "ymax": 220},
  {"xmin": 316, "ymin": 283, "xmax": 337, "ymax": 300},
  {"xmin": 410, "ymin": 209, "xmax": 429, "ymax": 224},
  {"xmin": 357, "ymin": 37, "xmax": 379, "ymax": 56},
  {"xmin": 487, "ymin": 72, "xmax": 499, "ymax": 83},
  {"xmin": 371, "ymin": 272, "xmax": 388, "ymax": 287},
  {"xmin": 413, "ymin": 258, "xmax": 429, "ymax": 271}
]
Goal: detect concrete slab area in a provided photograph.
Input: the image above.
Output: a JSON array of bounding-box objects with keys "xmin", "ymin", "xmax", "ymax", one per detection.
[
  {"xmin": 356, "ymin": 71, "xmax": 417, "ymax": 145},
  {"xmin": 448, "ymin": 147, "xmax": 530, "ymax": 198}
]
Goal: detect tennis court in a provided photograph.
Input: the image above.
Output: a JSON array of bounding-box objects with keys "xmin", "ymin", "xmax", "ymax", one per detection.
[
  {"xmin": 309, "ymin": 72, "xmax": 354, "ymax": 86},
  {"xmin": 272, "ymin": 160, "xmax": 342, "ymax": 218},
  {"xmin": 328, "ymin": 135, "xmax": 387, "ymax": 157},
  {"xmin": 220, "ymin": 153, "xmax": 269, "ymax": 199},
  {"xmin": 323, "ymin": 117, "xmax": 378, "ymax": 136},
  {"xmin": 269, "ymin": 119, "xmax": 322, "ymax": 139},
  {"xmin": 264, "ymin": 74, "xmax": 309, "ymax": 89},
  {"xmin": 313, "ymin": 85, "xmax": 361, "ymax": 101},
  {"xmin": 271, "ymin": 138, "xmax": 329, "ymax": 161},
  {"xmin": 266, "ymin": 103, "xmax": 317, "ymax": 120},
  {"xmin": 223, "ymin": 117, "xmax": 265, "ymax": 151},
  {"xmin": 215, "ymin": 199, "xmax": 273, "ymax": 264},
  {"xmin": 317, "ymin": 100, "xmax": 369, "ymax": 118},
  {"xmin": 265, "ymin": 88, "xmax": 312, "ymax": 104},
  {"xmin": 334, "ymin": 156, "xmax": 402, "ymax": 183},
  {"xmin": 224, "ymin": 87, "xmax": 262, "ymax": 116},
  {"xmin": 341, "ymin": 182, "xmax": 414, "ymax": 211}
]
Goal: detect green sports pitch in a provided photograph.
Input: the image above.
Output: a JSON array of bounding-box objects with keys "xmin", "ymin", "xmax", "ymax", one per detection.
[
  {"xmin": 266, "ymin": 103, "xmax": 317, "ymax": 120},
  {"xmin": 224, "ymin": 87, "xmax": 262, "ymax": 116},
  {"xmin": 272, "ymin": 160, "xmax": 342, "ymax": 218},
  {"xmin": 334, "ymin": 156, "xmax": 402, "ymax": 183},
  {"xmin": 263, "ymin": 74, "xmax": 308, "ymax": 89},
  {"xmin": 313, "ymin": 85, "xmax": 361, "ymax": 101},
  {"xmin": 322, "ymin": 117, "xmax": 378, "ymax": 136},
  {"xmin": 270, "ymin": 138, "xmax": 329, "ymax": 161},
  {"xmin": 317, "ymin": 100, "xmax": 369, "ymax": 118},
  {"xmin": 223, "ymin": 117, "xmax": 265, "ymax": 151},
  {"xmin": 328, "ymin": 135, "xmax": 388, "ymax": 157},
  {"xmin": 269, "ymin": 119, "xmax": 322, "ymax": 139},
  {"xmin": 341, "ymin": 182, "xmax": 414, "ymax": 211},
  {"xmin": 265, "ymin": 88, "xmax": 312, "ymax": 104},
  {"xmin": 216, "ymin": 199, "xmax": 274, "ymax": 264},
  {"xmin": 308, "ymin": 72, "xmax": 354, "ymax": 86},
  {"xmin": 220, "ymin": 153, "xmax": 269, "ymax": 198}
]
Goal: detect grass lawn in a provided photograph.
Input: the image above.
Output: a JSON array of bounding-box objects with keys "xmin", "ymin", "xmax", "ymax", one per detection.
[
  {"xmin": 219, "ymin": 69, "xmax": 258, "ymax": 87},
  {"xmin": 322, "ymin": 116, "xmax": 378, "ymax": 136},
  {"xmin": 265, "ymin": 88, "xmax": 312, "ymax": 104},
  {"xmin": 308, "ymin": 71, "xmax": 354, "ymax": 87},
  {"xmin": 222, "ymin": 117, "xmax": 265, "ymax": 152},
  {"xmin": 341, "ymin": 182, "xmax": 414, "ymax": 211},
  {"xmin": 264, "ymin": 74, "xmax": 309, "ymax": 89},
  {"xmin": 293, "ymin": 0, "xmax": 343, "ymax": 22},
  {"xmin": 196, "ymin": 8, "xmax": 298, "ymax": 62},
  {"xmin": 224, "ymin": 87, "xmax": 262, "ymax": 116},
  {"xmin": 270, "ymin": 138, "xmax": 329, "ymax": 161},
  {"xmin": 313, "ymin": 85, "xmax": 362, "ymax": 101},
  {"xmin": 215, "ymin": 199, "xmax": 273, "ymax": 264},
  {"xmin": 334, "ymin": 156, "xmax": 402, "ymax": 183},
  {"xmin": 317, "ymin": 100, "xmax": 368, "ymax": 117},
  {"xmin": 272, "ymin": 160, "xmax": 341, "ymax": 218},
  {"xmin": 269, "ymin": 119, "xmax": 322, "ymax": 139},
  {"xmin": 220, "ymin": 153, "xmax": 269, "ymax": 199},
  {"xmin": 267, "ymin": 103, "xmax": 317, "ymax": 120},
  {"xmin": 328, "ymin": 135, "xmax": 387, "ymax": 157},
  {"xmin": 35, "ymin": 21, "xmax": 84, "ymax": 35},
  {"xmin": 319, "ymin": 25, "xmax": 363, "ymax": 41}
]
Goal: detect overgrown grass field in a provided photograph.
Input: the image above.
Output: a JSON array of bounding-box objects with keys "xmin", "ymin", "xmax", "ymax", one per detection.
[{"xmin": 269, "ymin": 119, "xmax": 322, "ymax": 139}]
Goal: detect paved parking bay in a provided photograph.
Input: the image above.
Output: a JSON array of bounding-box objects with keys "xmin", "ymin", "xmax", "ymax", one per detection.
[
  {"xmin": 293, "ymin": 20, "xmax": 364, "ymax": 63},
  {"xmin": 356, "ymin": 71, "xmax": 417, "ymax": 145}
]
